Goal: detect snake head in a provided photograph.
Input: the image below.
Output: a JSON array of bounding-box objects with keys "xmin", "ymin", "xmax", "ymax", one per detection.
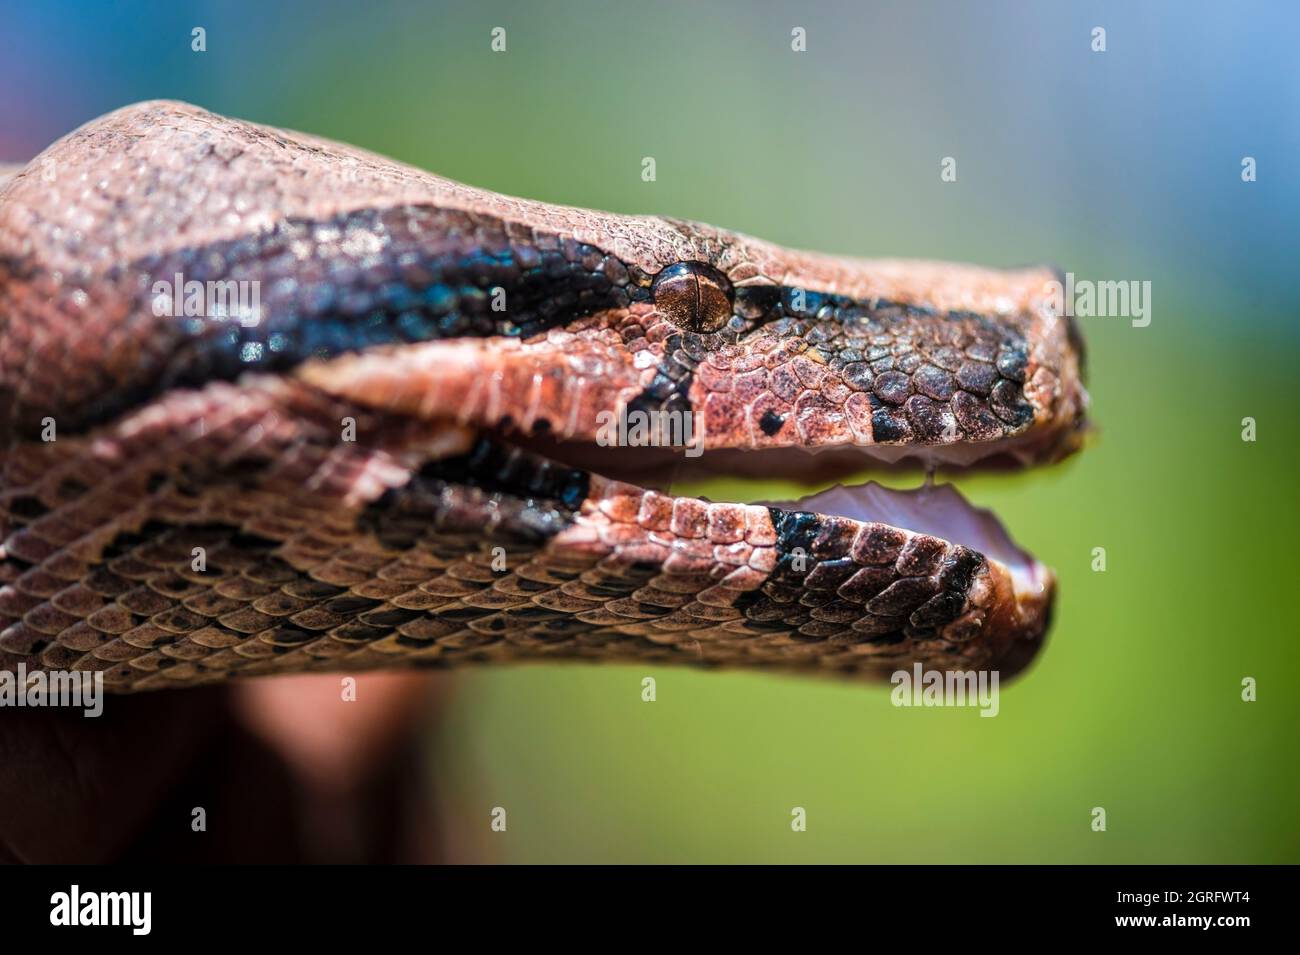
[{"xmin": 0, "ymin": 101, "xmax": 1078, "ymax": 689}]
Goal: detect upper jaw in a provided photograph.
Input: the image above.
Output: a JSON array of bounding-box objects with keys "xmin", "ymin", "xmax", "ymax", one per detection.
[{"xmin": 294, "ymin": 286, "xmax": 1088, "ymax": 469}]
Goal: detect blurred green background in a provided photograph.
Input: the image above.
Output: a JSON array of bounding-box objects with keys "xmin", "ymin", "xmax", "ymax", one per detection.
[{"xmin": 3, "ymin": 0, "xmax": 1296, "ymax": 862}]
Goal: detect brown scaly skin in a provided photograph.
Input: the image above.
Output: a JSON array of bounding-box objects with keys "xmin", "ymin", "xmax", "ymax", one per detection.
[{"xmin": 0, "ymin": 102, "xmax": 1086, "ymax": 691}]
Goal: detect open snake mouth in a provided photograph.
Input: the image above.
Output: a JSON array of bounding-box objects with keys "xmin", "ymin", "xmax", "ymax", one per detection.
[
  {"xmin": 486, "ymin": 425, "xmax": 1048, "ymax": 599},
  {"xmin": 0, "ymin": 101, "xmax": 1086, "ymax": 690}
]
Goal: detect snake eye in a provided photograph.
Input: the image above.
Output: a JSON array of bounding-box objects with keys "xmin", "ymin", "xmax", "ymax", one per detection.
[{"xmin": 651, "ymin": 262, "xmax": 733, "ymax": 333}]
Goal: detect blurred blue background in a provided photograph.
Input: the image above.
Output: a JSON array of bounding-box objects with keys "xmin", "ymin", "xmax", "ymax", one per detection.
[{"xmin": 2, "ymin": 0, "xmax": 1296, "ymax": 862}]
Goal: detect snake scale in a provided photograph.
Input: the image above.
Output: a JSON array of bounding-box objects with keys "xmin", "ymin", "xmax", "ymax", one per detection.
[{"xmin": 0, "ymin": 102, "xmax": 1087, "ymax": 692}]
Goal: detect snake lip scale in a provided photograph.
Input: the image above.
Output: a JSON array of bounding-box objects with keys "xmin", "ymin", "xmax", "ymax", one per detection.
[{"xmin": 0, "ymin": 102, "xmax": 1088, "ymax": 692}]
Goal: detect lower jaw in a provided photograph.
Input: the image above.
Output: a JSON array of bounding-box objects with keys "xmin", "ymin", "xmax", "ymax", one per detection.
[
  {"xmin": 468, "ymin": 428, "xmax": 1056, "ymax": 678},
  {"xmin": 494, "ymin": 427, "xmax": 1048, "ymax": 590}
]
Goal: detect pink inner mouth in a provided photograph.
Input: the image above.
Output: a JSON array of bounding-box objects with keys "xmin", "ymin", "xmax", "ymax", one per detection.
[{"xmin": 775, "ymin": 481, "xmax": 1044, "ymax": 595}]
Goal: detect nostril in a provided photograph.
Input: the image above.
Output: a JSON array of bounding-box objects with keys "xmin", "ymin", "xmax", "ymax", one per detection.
[{"xmin": 651, "ymin": 261, "xmax": 732, "ymax": 333}]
